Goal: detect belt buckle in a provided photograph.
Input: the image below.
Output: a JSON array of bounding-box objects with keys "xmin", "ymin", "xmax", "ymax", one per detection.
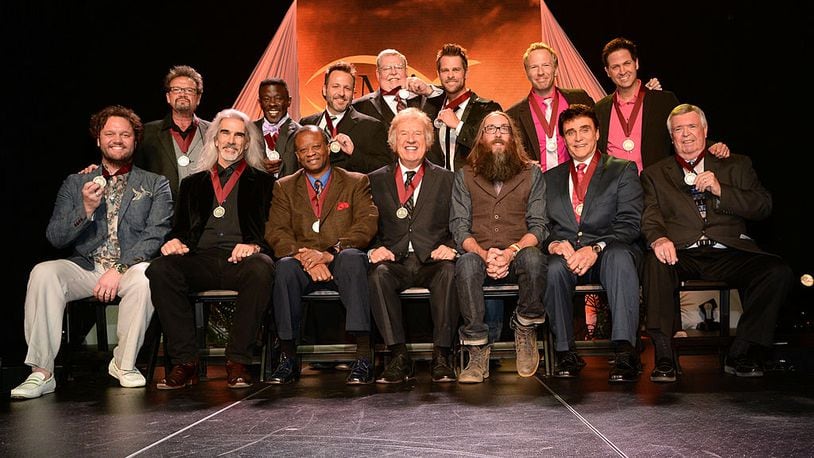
[{"xmin": 697, "ymin": 238, "xmax": 714, "ymax": 247}]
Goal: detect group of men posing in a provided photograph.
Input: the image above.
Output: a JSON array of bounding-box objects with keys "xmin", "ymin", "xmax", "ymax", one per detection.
[{"xmin": 11, "ymin": 37, "xmax": 792, "ymax": 400}]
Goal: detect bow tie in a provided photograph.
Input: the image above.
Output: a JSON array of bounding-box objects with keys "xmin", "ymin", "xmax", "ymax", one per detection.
[{"xmin": 381, "ymin": 86, "xmax": 402, "ymax": 96}]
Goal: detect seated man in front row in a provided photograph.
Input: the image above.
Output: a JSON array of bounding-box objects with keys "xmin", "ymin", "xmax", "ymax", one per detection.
[
  {"xmin": 266, "ymin": 125, "xmax": 379, "ymax": 385},
  {"xmin": 450, "ymin": 111, "xmax": 549, "ymax": 383},
  {"xmin": 641, "ymin": 103, "xmax": 792, "ymax": 382},
  {"xmin": 543, "ymin": 104, "xmax": 643, "ymax": 383},
  {"xmin": 146, "ymin": 108, "xmax": 276, "ymax": 390},
  {"xmin": 12, "ymin": 106, "xmax": 173, "ymax": 399},
  {"xmin": 368, "ymin": 108, "xmax": 458, "ymax": 384}
]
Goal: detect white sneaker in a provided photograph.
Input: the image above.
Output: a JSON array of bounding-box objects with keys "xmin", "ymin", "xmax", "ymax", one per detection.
[
  {"xmin": 108, "ymin": 359, "xmax": 146, "ymax": 388},
  {"xmin": 11, "ymin": 372, "xmax": 56, "ymax": 399}
]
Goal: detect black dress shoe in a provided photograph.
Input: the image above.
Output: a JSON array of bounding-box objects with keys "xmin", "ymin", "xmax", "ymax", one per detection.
[
  {"xmin": 554, "ymin": 351, "xmax": 586, "ymax": 378},
  {"xmin": 724, "ymin": 354, "xmax": 764, "ymax": 377},
  {"xmin": 376, "ymin": 353, "xmax": 415, "ymax": 384},
  {"xmin": 268, "ymin": 354, "xmax": 300, "ymax": 385},
  {"xmin": 346, "ymin": 357, "xmax": 374, "ymax": 385},
  {"xmin": 650, "ymin": 357, "xmax": 677, "ymax": 383},
  {"xmin": 609, "ymin": 351, "xmax": 641, "ymax": 383},
  {"xmin": 157, "ymin": 361, "xmax": 198, "ymax": 390},
  {"xmin": 431, "ymin": 350, "xmax": 456, "ymax": 383}
]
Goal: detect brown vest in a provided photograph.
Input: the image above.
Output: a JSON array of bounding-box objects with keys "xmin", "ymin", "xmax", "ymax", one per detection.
[{"xmin": 463, "ymin": 164, "xmax": 533, "ymax": 249}]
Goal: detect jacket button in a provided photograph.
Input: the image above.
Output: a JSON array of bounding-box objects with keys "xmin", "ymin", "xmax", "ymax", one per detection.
[{"xmin": 494, "ymin": 214, "xmax": 500, "ymax": 219}]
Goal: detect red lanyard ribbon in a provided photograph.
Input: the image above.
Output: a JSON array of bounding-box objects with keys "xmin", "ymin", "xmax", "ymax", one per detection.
[
  {"xmin": 612, "ymin": 83, "xmax": 645, "ymax": 137},
  {"xmin": 209, "ymin": 160, "xmax": 246, "ymax": 205},
  {"xmin": 394, "ymin": 165, "xmax": 425, "ymax": 206},
  {"xmin": 528, "ymin": 89, "xmax": 559, "ymax": 139}
]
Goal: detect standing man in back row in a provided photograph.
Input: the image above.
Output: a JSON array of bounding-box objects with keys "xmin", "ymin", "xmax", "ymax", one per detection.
[
  {"xmin": 255, "ymin": 78, "xmax": 301, "ymax": 178},
  {"xmin": 136, "ymin": 65, "xmax": 210, "ymax": 198}
]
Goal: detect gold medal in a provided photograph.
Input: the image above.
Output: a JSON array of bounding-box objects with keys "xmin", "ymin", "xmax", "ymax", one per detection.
[
  {"xmin": 396, "ymin": 207, "xmax": 409, "ymax": 219},
  {"xmin": 177, "ymin": 155, "xmax": 190, "ymax": 167},
  {"xmin": 213, "ymin": 206, "xmax": 226, "ymax": 218},
  {"xmin": 622, "ymin": 138, "xmax": 635, "ymax": 152},
  {"xmin": 92, "ymin": 176, "xmax": 107, "ymax": 189},
  {"xmin": 266, "ymin": 149, "xmax": 280, "ymax": 161},
  {"xmin": 312, "ymin": 220, "xmax": 320, "ymax": 233},
  {"xmin": 575, "ymin": 203, "xmax": 583, "ymax": 216},
  {"xmin": 398, "ymin": 89, "xmax": 411, "ymax": 100},
  {"xmin": 329, "ymin": 141, "xmax": 341, "ymax": 153}
]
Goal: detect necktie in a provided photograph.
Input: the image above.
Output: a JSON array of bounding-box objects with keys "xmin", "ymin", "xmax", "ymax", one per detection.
[
  {"xmin": 686, "ymin": 159, "xmax": 707, "ymax": 219},
  {"xmin": 404, "ymin": 171, "xmax": 416, "ymax": 214},
  {"xmin": 443, "ymin": 106, "xmax": 460, "ymax": 171},
  {"xmin": 396, "ymin": 96, "xmax": 407, "ymax": 112},
  {"xmin": 324, "ymin": 116, "xmax": 337, "ymax": 139},
  {"xmin": 314, "ymin": 179, "xmax": 323, "ymax": 197},
  {"xmin": 543, "ymin": 97, "xmax": 553, "ymax": 122},
  {"xmin": 573, "ymin": 163, "xmax": 586, "ymax": 223}
]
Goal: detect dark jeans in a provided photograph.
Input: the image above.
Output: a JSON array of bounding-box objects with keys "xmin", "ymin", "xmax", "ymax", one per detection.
[
  {"xmin": 368, "ymin": 253, "xmax": 457, "ymax": 348},
  {"xmin": 456, "ymin": 247, "xmax": 547, "ymax": 345},
  {"xmin": 272, "ymin": 248, "xmax": 370, "ymax": 341},
  {"xmin": 146, "ymin": 248, "xmax": 275, "ymax": 365}
]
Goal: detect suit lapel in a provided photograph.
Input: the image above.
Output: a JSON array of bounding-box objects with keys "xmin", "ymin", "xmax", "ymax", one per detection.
[
  {"xmin": 581, "ymin": 154, "xmax": 607, "ymax": 219},
  {"xmin": 551, "ymin": 166, "xmax": 578, "ymax": 227},
  {"xmin": 372, "ymin": 92, "xmax": 395, "ymax": 124},
  {"xmin": 518, "ymin": 98, "xmax": 540, "ymax": 156},
  {"xmin": 159, "ymin": 118, "xmax": 176, "ymax": 165},
  {"xmin": 472, "ymin": 173, "xmax": 499, "ymax": 199},
  {"xmin": 459, "ymin": 92, "xmax": 479, "ymax": 126},
  {"xmin": 320, "ymin": 168, "xmax": 343, "ymax": 221},
  {"xmin": 411, "ymin": 161, "xmax": 437, "ymax": 218},
  {"xmin": 118, "ymin": 169, "xmax": 139, "ymax": 218}
]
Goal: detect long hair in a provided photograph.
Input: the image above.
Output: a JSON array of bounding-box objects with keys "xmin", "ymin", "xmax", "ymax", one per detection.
[
  {"xmin": 194, "ymin": 109, "xmax": 266, "ymax": 173},
  {"xmin": 467, "ymin": 111, "xmax": 530, "ymax": 174}
]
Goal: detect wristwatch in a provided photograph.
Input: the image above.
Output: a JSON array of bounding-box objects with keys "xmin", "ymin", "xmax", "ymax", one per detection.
[
  {"xmin": 591, "ymin": 244, "xmax": 602, "ymax": 254},
  {"xmin": 113, "ymin": 262, "xmax": 129, "ymax": 274}
]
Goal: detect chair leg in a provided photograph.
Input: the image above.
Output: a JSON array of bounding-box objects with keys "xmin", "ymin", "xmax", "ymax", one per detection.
[
  {"xmin": 95, "ymin": 303, "xmax": 109, "ymax": 352},
  {"xmin": 194, "ymin": 300, "xmax": 208, "ymax": 379}
]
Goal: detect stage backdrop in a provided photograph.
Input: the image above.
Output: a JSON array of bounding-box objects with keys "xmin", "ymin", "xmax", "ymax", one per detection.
[{"xmin": 234, "ymin": 0, "xmax": 605, "ymax": 119}]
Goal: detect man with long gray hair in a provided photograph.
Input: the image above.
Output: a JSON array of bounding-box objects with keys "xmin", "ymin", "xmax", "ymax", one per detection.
[{"xmin": 146, "ymin": 109, "xmax": 276, "ymax": 390}]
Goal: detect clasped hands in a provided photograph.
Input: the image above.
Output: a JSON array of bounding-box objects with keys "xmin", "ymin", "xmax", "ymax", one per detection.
[
  {"xmin": 550, "ymin": 241, "xmax": 597, "ymax": 276},
  {"xmin": 481, "ymin": 247, "xmax": 514, "ymax": 280},
  {"xmin": 295, "ymin": 247, "xmax": 334, "ymax": 282}
]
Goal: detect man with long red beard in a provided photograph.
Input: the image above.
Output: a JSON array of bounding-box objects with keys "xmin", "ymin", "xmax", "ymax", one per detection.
[{"xmin": 450, "ymin": 111, "xmax": 549, "ymax": 383}]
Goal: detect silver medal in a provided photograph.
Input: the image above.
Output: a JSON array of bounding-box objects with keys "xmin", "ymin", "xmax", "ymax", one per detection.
[
  {"xmin": 329, "ymin": 141, "xmax": 341, "ymax": 153},
  {"xmin": 177, "ymin": 155, "xmax": 190, "ymax": 167},
  {"xmin": 213, "ymin": 206, "xmax": 226, "ymax": 218},
  {"xmin": 546, "ymin": 138, "xmax": 557, "ymax": 152},
  {"xmin": 433, "ymin": 118, "xmax": 445, "ymax": 129},
  {"xmin": 92, "ymin": 176, "xmax": 107, "ymax": 189},
  {"xmin": 312, "ymin": 220, "xmax": 320, "ymax": 233},
  {"xmin": 684, "ymin": 172, "xmax": 697, "ymax": 186},
  {"xmin": 266, "ymin": 149, "xmax": 280, "ymax": 161},
  {"xmin": 398, "ymin": 89, "xmax": 411, "ymax": 100},
  {"xmin": 396, "ymin": 207, "xmax": 409, "ymax": 219},
  {"xmin": 622, "ymin": 138, "xmax": 635, "ymax": 152}
]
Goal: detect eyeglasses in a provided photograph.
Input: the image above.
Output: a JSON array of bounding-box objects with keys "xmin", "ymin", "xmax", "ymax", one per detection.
[
  {"xmin": 168, "ymin": 87, "xmax": 198, "ymax": 95},
  {"xmin": 378, "ymin": 64, "xmax": 406, "ymax": 73},
  {"xmin": 483, "ymin": 125, "xmax": 511, "ymax": 134}
]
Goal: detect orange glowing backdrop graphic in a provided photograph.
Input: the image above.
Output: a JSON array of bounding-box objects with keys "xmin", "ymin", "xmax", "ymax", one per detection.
[{"xmin": 296, "ymin": 0, "xmax": 543, "ymax": 116}]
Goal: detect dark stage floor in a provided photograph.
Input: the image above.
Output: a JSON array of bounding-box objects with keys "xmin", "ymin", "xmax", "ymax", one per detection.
[{"xmin": 3, "ymin": 349, "xmax": 814, "ymax": 457}]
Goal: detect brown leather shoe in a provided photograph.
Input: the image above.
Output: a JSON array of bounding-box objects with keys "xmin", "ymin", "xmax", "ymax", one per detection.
[
  {"xmin": 156, "ymin": 362, "xmax": 198, "ymax": 390},
  {"xmin": 226, "ymin": 360, "xmax": 252, "ymax": 389}
]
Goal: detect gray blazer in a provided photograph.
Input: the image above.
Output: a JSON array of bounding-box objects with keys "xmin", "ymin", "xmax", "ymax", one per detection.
[{"xmin": 46, "ymin": 166, "xmax": 174, "ymax": 270}]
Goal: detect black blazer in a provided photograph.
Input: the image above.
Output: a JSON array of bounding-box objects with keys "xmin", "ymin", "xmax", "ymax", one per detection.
[
  {"xmin": 253, "ymin": 117, "xmax": 302, "ymax": 178},
  {"xmin": 169, "ymin": 165, "xmax": 275, "ymax": 253},
  {"xmin": 543, "ymin": 154, "xmax": 643, "ymax": 250},
  {"xmin": 300, "ymin": 106, "xmax": 392, "ymax": 174},
  {"xmin": 595, "ymin": 88, "xmax": 679, "ymax": 169},
  {"xmin": 423, "ymin": 91, "xmax": 502, "ymax": 171},
  {"xmin": 506, "ymin": 88, "xmax": 595, "ymax": 162},
  {"xmin": 368, "ymin": 160, "xmax": 454, "ymax": 263},
  {"xmin": 352, "ymin": 89, "xmax": 426, "ymax": 133}
]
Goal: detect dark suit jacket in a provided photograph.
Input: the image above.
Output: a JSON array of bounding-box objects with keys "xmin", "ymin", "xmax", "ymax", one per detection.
[
  {"xmin": 543, "ymin": 154, "xmax": 642, "ymax": 250},
  {"xmin": 595, "ymin": 88, "xmax": 679, "ymax": 169},
  {"xmin": 352, "ymin": 89, "xmax": 426, "ymax": 133},
  {"xmin": 265, "ymin": 167, "xmax": 378, "ymax": 258},
  {"xmin": 368, "ymin": 160, "xmax": 454, "ymax": 263},
  {"xmin": 299, "ymin": 106, "xmax": 391, "ymax": 174},
  {"xmin": 135, "ymin": 114, "xmax": 211, "ymax": 198},
  {"xmin": 253, "ymin": 116, "xmax": 301, "ymax": 178},
  {"xmin": 169, "ymin": 165, "xmax": 275, "ymax": 253},
  {"xmin": 507, "ymin": 88, "xmax": 595, "ymax": 162},
  {"xmin": 640, "ymin": 153, "xmax": 773, "ymax": 254},
  {"xmin": 423, "ymin": 91, "xmax": 502, "ymax": 170},
  {"xmin": 46, "ymin": 166, "xmax": 173, "ymax": 270}
]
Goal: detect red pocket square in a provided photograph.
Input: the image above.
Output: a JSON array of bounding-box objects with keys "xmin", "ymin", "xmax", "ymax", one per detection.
[{"xmin": 337, "ymin": 201, "xmax": 350, "ymax": 210}]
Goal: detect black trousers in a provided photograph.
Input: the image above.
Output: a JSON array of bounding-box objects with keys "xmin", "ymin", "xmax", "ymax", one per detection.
[
  {"xmin": 368, "ymin": 253, "xmax": 457, "ymax": 348},
  {"xmin": 146, "ymin": 248, "xmax": 275, "ymax": 365},
  {"xmin": 642, "ymin": 247, "xmax": 792, "ymax": 347},
  {"xmin": 272, "ymin": 248, "xmax": 370, "ymax": 341}
]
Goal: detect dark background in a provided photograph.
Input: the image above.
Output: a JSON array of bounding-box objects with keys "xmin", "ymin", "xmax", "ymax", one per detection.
[{"xmin": 1, "ymin": 1, "xmax": 811, "ymax": 364}]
